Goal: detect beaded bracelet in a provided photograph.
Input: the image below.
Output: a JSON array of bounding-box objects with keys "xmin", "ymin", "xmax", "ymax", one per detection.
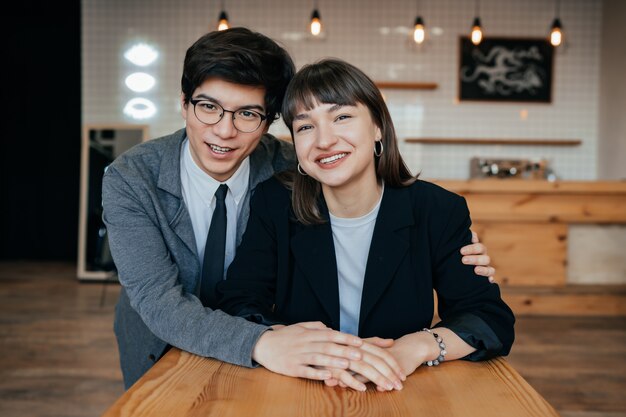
[{"xmin": 422, "ymin": 328, "xmax": 447, "ymax": 366}]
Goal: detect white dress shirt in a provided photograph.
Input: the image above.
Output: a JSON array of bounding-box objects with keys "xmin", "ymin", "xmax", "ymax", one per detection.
[{"xmin": 179, "ymin": 138, "xmax": 250, "ymax": 279}]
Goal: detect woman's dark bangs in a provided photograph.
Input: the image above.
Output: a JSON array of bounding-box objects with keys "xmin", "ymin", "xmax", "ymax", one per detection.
[
  {"xmin": 285, "ymin": 66, "xmax": 361, "ymax": 125},
  {"xmin": 305, "ymin": 67, "xmax": 359, "ymax": 108}
]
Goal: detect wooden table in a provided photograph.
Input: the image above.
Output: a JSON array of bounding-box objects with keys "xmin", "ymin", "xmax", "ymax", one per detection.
[{"xmin": 102, "ymin": 348, "xmax": 559, "ymax": 417}]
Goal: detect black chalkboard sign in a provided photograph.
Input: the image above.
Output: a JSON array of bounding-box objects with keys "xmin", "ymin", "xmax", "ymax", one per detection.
[{"xmin": 458, "ymin": 37, "xmax": 554, "ymax": 103}]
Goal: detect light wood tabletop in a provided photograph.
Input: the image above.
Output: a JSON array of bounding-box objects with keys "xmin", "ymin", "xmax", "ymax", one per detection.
[{"xmin": 102, "ymin": 348, "xmax": 559, "ymax": 417}]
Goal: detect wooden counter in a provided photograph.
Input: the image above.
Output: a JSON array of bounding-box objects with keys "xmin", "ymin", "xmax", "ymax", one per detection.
[
  {"xmin": 428, "ymin": 180, "xmax": 626, "ymax": 316},
  {"xmin": 432, "ymin": 180, "xmax": 626, "ymax": 287},
  {"xmin": 102, "ymin": 348, "xmax": 559, "ymax": 417}
]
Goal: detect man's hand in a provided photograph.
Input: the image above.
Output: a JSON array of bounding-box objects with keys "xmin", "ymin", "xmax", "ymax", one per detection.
[
  {"xmin": 460, "ymin": 230, "xmax": 496, "ymax": 283},
  {"xmin": 252, "ymin": 321, "xmax": 363, "ymax": 381}
]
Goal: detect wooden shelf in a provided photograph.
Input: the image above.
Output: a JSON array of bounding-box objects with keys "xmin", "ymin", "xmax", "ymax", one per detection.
[
  {"xmin": 433, "ymin": 179, "xmax": 626, "ymax": 223},
  {"xmin": 375, "ymin": 82, "xmax": 438, "ymax": 90},
  {"xmin": 432, "ymin": 179, "xmax": 626, "ymax": 195},
  {"xmin": 405, "ymin": 138, "xmax": 582, "ymax": 146}
]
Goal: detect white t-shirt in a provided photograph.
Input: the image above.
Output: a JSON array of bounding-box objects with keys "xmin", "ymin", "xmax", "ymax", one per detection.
[{"xmin": 329, "ymin": 186, "xmax": 384, "ymax": 336}]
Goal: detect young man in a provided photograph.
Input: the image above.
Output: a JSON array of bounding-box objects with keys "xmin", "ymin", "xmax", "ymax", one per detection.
[{"xmin": 102, "ymin": 27, "xmax": 495, "ymax": 390}]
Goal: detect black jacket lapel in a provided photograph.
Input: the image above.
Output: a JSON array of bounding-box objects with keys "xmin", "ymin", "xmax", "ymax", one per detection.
[
  {"xmin": 359, "ymin": 186, "xmax": 414, "ymax": 329},
  {"xmin": 290, "ymin": 210, "xmax": 340, "ymax": 328}
]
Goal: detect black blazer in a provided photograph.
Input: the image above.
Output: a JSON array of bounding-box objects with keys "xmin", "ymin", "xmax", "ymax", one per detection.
[{"xmin": 218, "ymin": 177, "xmax": 514, "ymax": 360}]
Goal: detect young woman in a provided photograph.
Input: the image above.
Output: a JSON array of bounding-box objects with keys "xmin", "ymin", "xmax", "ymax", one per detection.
[{"xmin": 218, "ymin": 59, "xmax": 514, "ymax": 391}]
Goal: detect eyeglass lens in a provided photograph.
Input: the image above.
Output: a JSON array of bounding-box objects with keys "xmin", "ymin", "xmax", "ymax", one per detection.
[{"xmin": 193, "ymin": 100, "xmax": 264, "ymax": 133}]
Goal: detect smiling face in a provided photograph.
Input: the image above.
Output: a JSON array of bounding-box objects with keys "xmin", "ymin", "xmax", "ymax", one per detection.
[
  {"xmin": 181, "ymin": 78, "xmax": 267, "ymax": 182},
  {"xmin": 292, "ymin": 101, "xmax": 381, "ymax": 193}
]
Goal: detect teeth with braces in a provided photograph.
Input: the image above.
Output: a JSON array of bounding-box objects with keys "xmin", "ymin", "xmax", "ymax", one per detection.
[
  {"xmin": 319, "ymin": 153, "xmax": 347, "ymax": 164},
  {"xmin": 209, "ymin": 144, "xmax": 232, "ymax": 153}
]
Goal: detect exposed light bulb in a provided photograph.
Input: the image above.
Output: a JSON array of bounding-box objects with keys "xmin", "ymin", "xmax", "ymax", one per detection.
[
  {"xmin": 217, "ymin": 11, "xmax": 229, "ymax": 31},
  {"xmin": 310, "ymin": 19, "xmax": 321, "ymax": 36},
  {"xmin": 471, "ymin": 26, "xmax": 482, "ymax": 45},
  {"xmin": 413, "ymin": 16, "xmax": 425, "ymax": 44},
  {"xmin": 310, "ymin": 9, "xmax": 322, "ymax": 36},
  {"xmin": 550, "ymin": 18, "xmax": 562, "ymax": 46},
  {"xmin": 470, "ymin": 17, "xmax": 483, "ymax": 45}
]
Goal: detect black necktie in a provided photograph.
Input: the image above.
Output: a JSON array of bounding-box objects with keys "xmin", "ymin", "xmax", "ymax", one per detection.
[{"xmin": 200, "ymin": 184, "xmax": 228, "ymax": 307}]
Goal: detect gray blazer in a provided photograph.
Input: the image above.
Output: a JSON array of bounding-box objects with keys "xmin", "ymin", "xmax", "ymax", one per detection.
[{"xmin": 102, "ymin": 128, "xmax": 296, "ymax": 389}]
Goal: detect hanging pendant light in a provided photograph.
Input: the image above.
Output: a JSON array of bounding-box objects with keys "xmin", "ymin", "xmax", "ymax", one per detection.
[
  {"xmin": 471, "ymin": 17, "xmax": 483, "ymax": 45},
  {"xmin": 470, "ymin": 0, "xmax": 483, "ymax": 45},
  {"xmin": 217, "ymin": 0, "xmax": 230, "ymax": 31},
  {"xmin": 550, "ymin": 19, "xmax": 563, "ymax": 46},
  {"xmin": 549, "ymin": 0, "xmax": 563, "ymax": 47},
  {"xmin": 414, "ymin": 16, "xmax": 426, "ymax": 44},
  {"xmin": 310, "ymin": 1, "xmax": 322, "ymax": 36},
  {"xmin": 413, "ymin": 1, "xmax": 425, "ymax": 44}
]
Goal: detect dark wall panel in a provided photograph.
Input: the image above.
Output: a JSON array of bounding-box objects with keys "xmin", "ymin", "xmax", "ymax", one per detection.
[{"xmin": 0, "ymin": 0, "xmax": 81, "ymax": 260}]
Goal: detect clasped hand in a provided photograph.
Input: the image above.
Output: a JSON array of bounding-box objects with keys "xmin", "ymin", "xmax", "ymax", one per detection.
[{"xmin": 252, "ymin": 322, "xmax": 410, "ymax": 392}]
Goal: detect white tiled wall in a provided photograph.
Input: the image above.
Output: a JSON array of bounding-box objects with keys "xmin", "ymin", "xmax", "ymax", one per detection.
[{"xmin": 82, "ymin": 0, "xmax": 602, "ymax": 179}]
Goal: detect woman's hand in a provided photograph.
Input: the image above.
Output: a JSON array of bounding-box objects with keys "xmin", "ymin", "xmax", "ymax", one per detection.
[
  {"xmin": 328, "ymin": 332, "xmax": 440, "ymax": 389},
  {"xmin": 387, "ymin": 328, "xmax": 477, "ymax": 376},
  {"xmin": 252, "ymin": 321, "xmax": 363, "ymax": 381},
  {"xmin": 386, "ymin": 332, "xmax": 440, "ymax": 376},
  {"xmin": 322, "ymin": 337, "xmax": 405, "ymax": 392},
  {"xmin": 326, "ymin": 328, "xmax": 478, "ymax": 390},
  {"xmin": 323, "ymin": 337, "xmax": 392, "ymax": 389}
]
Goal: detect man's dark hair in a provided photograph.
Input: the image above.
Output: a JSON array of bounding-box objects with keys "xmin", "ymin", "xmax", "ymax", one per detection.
[{"xmin": 181, "ymin": 27, "xmax": 295, "ymax": 126}]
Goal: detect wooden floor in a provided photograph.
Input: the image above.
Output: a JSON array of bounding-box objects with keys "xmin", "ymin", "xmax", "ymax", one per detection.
[{"xmin": 0, "ymin": 262, "xmax": 624, "ymax": 417}]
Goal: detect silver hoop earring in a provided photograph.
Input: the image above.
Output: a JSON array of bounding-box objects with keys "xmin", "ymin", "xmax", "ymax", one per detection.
[
  {"xmin": 297, "ymin": 163, "xmax": 308, "ymax": 176},
  {"xmin": 374, "ymin": 140, "xmax": 384, "ymax": 157}
]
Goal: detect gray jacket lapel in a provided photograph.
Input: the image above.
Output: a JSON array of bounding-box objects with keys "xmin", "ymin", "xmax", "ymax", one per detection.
[{"xmin": 155, "ymin": 129, "xmax": 198, "ymax": 258}]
